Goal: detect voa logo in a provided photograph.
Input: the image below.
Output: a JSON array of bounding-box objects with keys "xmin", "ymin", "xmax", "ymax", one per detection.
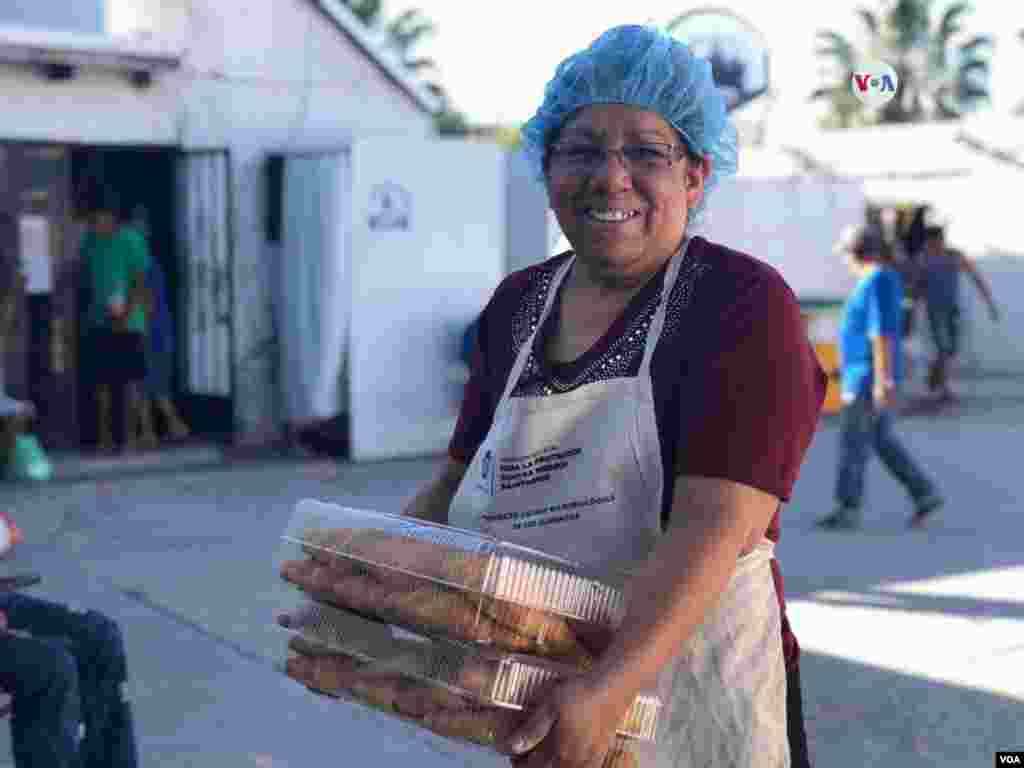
[
  {"xmin": 850, "ymin": 61, "xmax": 899, "ymax": 108},
  {"xmin": 998, "ymin": 754, "xmax": 1022, "ymax": 765}
]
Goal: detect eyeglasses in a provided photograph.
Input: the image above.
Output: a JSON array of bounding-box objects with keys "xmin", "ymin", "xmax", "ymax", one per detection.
[{"xmin": 547, "ymin": 142, "xmax": 686, "ymax": 175}]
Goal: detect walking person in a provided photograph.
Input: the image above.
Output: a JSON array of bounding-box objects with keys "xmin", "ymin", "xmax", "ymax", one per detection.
[
  {"xmin": 79, "ymin": 187, "xmax": 151, "ymax": 453},
  {"xmin": 128, "ymin": 206, "xmax": 190, "ymax": 449},
  {"xmin": 818, "ymin": 225, "xmax": 945, "ymax": 531},
  {"xmin": 918, "ymin": 215, "xmax": 1000, "ymax": 402}
]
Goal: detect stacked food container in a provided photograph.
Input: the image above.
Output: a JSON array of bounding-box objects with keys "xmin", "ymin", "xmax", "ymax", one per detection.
[{"xmin": 276, "ymin": 499, "xmax": 664, "ymax": 767}]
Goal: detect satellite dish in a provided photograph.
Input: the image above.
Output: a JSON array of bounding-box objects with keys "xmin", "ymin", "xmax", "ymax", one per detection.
[{"xmin": 667, "ymin": 8, "xmax": 771, "ymax": 112}]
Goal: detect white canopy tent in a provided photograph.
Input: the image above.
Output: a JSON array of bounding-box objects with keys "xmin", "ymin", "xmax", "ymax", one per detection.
[{"xmin": 789, "ymin": 117, "xmax": 1024, "ymax": 375}]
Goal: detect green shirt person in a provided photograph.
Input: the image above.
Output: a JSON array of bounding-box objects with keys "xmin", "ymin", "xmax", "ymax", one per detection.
[
  {"xmin": 79, "ymin": 188, "xmax": 151, "ymax": 453},
  {"xmin": 81, "ymin": 224, "xmax": 150, "ymax": 334}
]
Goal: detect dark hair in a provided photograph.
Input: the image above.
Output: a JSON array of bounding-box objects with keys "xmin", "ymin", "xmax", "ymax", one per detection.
[
  {"xmin": 83, "ymin": 184, "xmax": 123, "ymax": 220},
  {"xmin": 852, "ymin": 228, "xmax": 885, "ymax": 262},
  {"xmin": 924, "ymin": 225, "xmax": 944, "ymax": 240}
]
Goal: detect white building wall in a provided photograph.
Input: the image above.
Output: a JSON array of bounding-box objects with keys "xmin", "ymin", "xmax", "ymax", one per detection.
[
  {"xmin": 692, "ymin": 176, "xmax": 866, "ymax": 300},
  {"xmin": 505, "ymin": 149, "xmax": 555, "ymax": 275},
  {"xmin": 0, "ymin": 0, "xmax": 435, "ymax": 445},
  {"xmin": 184, "ymin": 0, "xmax": 436, "ymax": 444}
]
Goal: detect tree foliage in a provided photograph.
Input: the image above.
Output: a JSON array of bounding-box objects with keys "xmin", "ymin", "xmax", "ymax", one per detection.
[
  {"xmin": 812, "ymin": 0, "xmax": 994, "ymax": 127},
  {"xmin": 340, "ymin": 0, "xmax": 471, "ymax": 134}
]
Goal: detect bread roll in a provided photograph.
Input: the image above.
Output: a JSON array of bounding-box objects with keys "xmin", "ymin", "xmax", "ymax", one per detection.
[
  {"xmin": 421, "ymin": 706, "xmax": 524, "ymax": 750},
  {"xmin": 604, "ymin": 746, "xmax": 639, "ymax": 768},
  {"xmin": 299, "ymin": 526, "xmax": 492, "ymax": 588},
  {"xmin": 392, "ymin": 679, "xmax": 474, "ymax": 719},
  {"xmin": 289, "ymin": 525, "xmax": 608, "ymax": 665}
]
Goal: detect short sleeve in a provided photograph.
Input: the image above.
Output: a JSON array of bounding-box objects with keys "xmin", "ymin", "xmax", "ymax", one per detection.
[
  {"xmin": 447, "ymin": 267, "xmax": 548, "ymax": 465},
  {"xmin": 675, "ymin": 273, "xmax": 827, "ymax": 502}
]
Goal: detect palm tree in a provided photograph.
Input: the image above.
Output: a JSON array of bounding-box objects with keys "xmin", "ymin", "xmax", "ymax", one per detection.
[
  {"xmin": 812, "ymin": 1, "xmax": 994, "ymax": 127},
  {"xmin": 383, "ymin": 9, "xmax": 440, "ymax": 73},
  {"xmin": 341, "ymin": 0, "xmax": 382, "ymax": 26},
  {"xmin": 340, "ymin": 1, "xmax": 470, "ymax": 134}
]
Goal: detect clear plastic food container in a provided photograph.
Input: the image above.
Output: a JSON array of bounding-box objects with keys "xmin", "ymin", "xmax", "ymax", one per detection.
[
  {"xmin": 278, "ymin": 606, "xmax": 657, "ymax": 768},
  {"xmin": 277, "ymin": 598, "xmax": 661, "ymax": 741},
  {"xmin": 277, "ymin": 500, "xmax": 629, "ymax": 668}
]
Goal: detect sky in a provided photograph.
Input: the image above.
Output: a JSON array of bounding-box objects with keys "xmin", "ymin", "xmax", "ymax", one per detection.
[{"xmin": 407, "ymin": 0, "xmax": 1024, "ymax": 133}]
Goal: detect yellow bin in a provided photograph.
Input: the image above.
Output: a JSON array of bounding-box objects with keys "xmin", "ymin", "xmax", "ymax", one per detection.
[
  {"xmin": 800, "ymin": 301, "xmax": 844, "ymax": 416},
  {"xmin": 813, "ymin": 341, "xmax": 843, "ymax": 415}
]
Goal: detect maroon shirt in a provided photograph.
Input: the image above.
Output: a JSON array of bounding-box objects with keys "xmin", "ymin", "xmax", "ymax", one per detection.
[{"xmin": 449, "ymin": 236, "xmax": 827, "ymax": 669}]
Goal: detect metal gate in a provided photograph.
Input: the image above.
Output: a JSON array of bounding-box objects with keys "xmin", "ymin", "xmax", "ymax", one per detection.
[{"xmin": 176, "ymin": 150, "xmax": 235, "ymax": 437}]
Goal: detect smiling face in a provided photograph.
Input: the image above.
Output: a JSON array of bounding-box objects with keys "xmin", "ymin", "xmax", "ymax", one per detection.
[{"xmin": 545, "ymin": 104, "xmax": 708, "ymax": 282}]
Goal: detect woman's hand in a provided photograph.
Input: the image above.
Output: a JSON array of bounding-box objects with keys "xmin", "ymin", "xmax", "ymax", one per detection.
[{"xmin": 503, "ymin": 674, "xmax": 633, "ymax": 768}]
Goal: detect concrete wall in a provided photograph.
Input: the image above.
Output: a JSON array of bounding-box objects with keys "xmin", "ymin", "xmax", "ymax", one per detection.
[
  {"xmin": 346, "ymin": 138, "xmax": 506, "ymax": 461},
  {"xmin": 691, "ymin": 175, "xmax": 866, "ymax": 300},
  {"xmin": 178, "ymin": 0, "xmax": 436, "ymax": 444},
  {"xmin": 505, "ymin": 149, "xmax": 555, "ymax": 275},
  {"xmin": 0, "ymin": 0, "xmax": 435, "ymax": 445}
]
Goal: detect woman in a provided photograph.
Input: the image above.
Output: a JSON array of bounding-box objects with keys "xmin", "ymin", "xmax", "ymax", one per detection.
[{"xmin": 282, "ymin": 25, "xmax": 825, "ymax": 767}]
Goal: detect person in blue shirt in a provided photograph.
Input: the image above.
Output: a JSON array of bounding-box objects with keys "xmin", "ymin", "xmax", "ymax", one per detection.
[
  {"xmin": 818, "ymin": 225, "xmax": 944, "ymax": 530},
  {"xmin": 128, "ymin": 207, "xmax": 190, "ymax": 448}
]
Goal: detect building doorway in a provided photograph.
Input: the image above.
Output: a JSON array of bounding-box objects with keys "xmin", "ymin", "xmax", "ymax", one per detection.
[
  {"xmin": 71, "ymin": 146, "xmax": 237, "ymax": 452},
  {"xmin": 0, "ymin": 140, "xmax": 236, "ymax": 462},
  {"xmin": 71, "ymin": 146, "xmax": 181, "ymax": 450}
]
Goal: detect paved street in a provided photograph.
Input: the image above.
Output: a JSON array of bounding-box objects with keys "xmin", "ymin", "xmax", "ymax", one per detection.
[{"xmin": 1, "ymin": 375, "xmax": 1022, "ymax": 767}]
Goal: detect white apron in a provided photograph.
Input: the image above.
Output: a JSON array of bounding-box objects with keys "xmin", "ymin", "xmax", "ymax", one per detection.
[{"xmin": 448, "ymin": 242, "xmax": 789, "ymax": 767}]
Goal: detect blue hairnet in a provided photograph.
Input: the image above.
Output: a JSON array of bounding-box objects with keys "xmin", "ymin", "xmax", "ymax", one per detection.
[{"xmin": 521, "ymin": 24, "xmax": 738, "ymax": 222}]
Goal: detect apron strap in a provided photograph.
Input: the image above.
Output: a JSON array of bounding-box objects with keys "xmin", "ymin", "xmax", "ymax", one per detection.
[
  {"xmin": 496, "ymin": 254, "xmax": 576, "ymax": 407},
  {"xmin": 639, "ymin": 238, "xmax": 691, "ymax": 377},
  {"xmin": 497, "ymin": 237, "xmax": 691, "ymax": 407}
]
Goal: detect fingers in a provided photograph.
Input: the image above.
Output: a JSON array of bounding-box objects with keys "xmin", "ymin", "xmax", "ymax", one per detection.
[
  {"xmin": 507, "ymin": 707, "xmax": 557, "ymax": 756},
  {"xmin": 284, "ymin": 649, "xmax": 361, "ymax": 695},
  {"xmin": 279, "ymin": 558, "xmax": 355, "ymax": 602},
  {"xmin": 279, "ymin": 557, "xmax": 317, "ymax": 589}
]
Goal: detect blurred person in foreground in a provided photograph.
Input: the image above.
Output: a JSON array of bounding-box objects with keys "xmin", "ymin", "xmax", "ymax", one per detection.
[
  {"xmin": 918, "ymin": 216, "xmax": 1000, "ymax": 402},
  {"xmin": 0, "ymin": 213, "xmax": 37, "ymax": 473},
  {"xmin": 79, "ymin": 188, "xmax": 150, "ymax": 453},
  {"xmin": 281, "ymin": 25, "xmax": 825, "ymax": 768},
  {"xmin": 817, "ymin": 225, "xmax": 944, "ymax": 532},
  {"xmin": 128, "ymin": 206, "xmax": 190, "ymax": 449},
  {"xmin": 0, "ymin": 513, "xmax": 138, "ymax": 767}
]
